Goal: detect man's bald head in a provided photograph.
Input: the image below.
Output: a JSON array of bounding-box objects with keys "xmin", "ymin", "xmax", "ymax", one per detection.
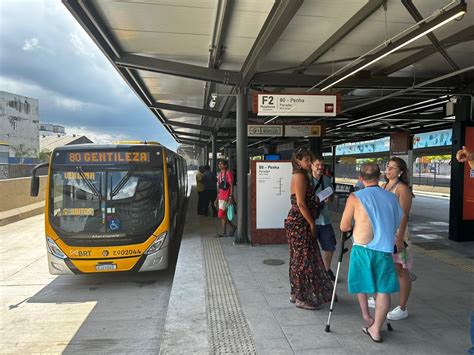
[{"xmin": 360, "ymin": 163, "xmax": 380, "ymax": 182}]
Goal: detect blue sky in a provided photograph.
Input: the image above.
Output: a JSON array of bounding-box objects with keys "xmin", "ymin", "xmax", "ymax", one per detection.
[{"xmin": 0, "ymin": 0, "xmax": 178, "ymax": 150}]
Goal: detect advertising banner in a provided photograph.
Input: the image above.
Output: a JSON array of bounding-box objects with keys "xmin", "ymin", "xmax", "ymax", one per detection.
[
  {"xmin": 463, "ymin": 127, "xmax": 474, "ymax": 220},
  {"xmin": 413, "ymin": 129, "xmax": 452, "ymax": 149}
]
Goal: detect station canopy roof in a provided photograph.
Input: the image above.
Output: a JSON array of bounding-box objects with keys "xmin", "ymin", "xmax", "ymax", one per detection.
[{"xmin": 63, "ymin": 0, "xmax": 474, "ymax": 158}]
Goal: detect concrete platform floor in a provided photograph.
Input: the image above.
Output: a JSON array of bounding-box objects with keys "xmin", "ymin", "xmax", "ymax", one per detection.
[{"xmin": 162, "ymin": 189, "xmax": 473, "ymax": 354}]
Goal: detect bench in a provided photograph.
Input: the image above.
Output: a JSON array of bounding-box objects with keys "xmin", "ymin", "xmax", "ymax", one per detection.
[{"xmin": 334, "ymin": 183, "xmax": 354, "ymax": 208}]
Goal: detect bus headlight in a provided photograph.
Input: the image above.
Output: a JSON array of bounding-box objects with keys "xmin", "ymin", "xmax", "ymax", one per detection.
[
  {"xmin": 145, "ymin": 232, "xmax": 167, "ymax": 255},
  {"xmin": 46, "ymin": 236, "xmax": 67, "ymax": 259}
]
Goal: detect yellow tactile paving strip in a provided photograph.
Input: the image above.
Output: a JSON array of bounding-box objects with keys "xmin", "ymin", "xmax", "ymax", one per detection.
[
  {"xmin": 410, "ymin": 244, "xmax": 474, "ymax": 273},
  {"xmin": 202, "ymin": 236, "xmax": 257, "ymax": 354}
]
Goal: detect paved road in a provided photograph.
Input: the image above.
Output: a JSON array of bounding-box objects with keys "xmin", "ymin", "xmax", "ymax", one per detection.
[
  {"xmin": 1, "ymin": 214, "xmax": 177, "ymax": 354},
  {"xmin": 411, "ymin": 194, "xmax": 449, "ymax": 224}
]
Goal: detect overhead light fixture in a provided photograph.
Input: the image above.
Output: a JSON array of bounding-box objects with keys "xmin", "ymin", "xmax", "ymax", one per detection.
[
  {"xmin": 319, "ymin": 2, "xmax": 467, "ymax": 92},
  {"xmin": 335, "ymin": 98, "xmax": 438, "ymax": 128},
  {"xmin": 345, "ymin": 99, "xmax": 449, "ymax": 127},
  {"xmin": 330, "ymin": 96, "xmax": 447, "ymax": 130},
  {"xmin": 443, "ymin": 115, "xmax": 456, "ymax": 120}
]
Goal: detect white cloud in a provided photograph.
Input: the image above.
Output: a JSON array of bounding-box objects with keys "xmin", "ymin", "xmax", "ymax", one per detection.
[
  {"xmin": 69, "ymin": 32, "xmax": 94, "ymax": 58},
  {"xmin": 22, "ymin": 37, "xmax": 40, "ymax": 51},
  {"xmin": 54, "ymin": 96, "xmax": 85, "ymax": 111},
  {"xmin": 65, "ymin": 126, "xmax": 128, "ymax": 144}
]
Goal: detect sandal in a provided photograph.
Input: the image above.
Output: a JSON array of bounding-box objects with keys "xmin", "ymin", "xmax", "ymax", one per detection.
[
  {"xmin": 362, "ymin": 327, "xmax": 383, "ymax": 343},
  {"xmin": 295, "ymin": 300, "xmax": 319, "ymax": 310},
  {"xmin": 289, "ymin": 294, "xmax": 296, "ymax": 303}
]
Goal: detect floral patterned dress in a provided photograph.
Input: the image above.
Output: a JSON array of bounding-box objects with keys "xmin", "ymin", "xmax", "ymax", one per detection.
[{"xmin": 284, "ymin": 177, "xmax": 334, "ymax": 307}]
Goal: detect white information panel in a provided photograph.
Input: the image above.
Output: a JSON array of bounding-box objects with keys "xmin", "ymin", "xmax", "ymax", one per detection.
[
  {"xmin": 257, "ymin": 94, "xmax": 338, "ymax": 117},
  {"xmin": 285, "ymin": 125, "xmax": 322, "ymax": 137},
  {"xmin": 256, "ymin": 162, "xmax": 292, "ymax": 229},
  {"xmin": 248, "ymin": 124, "xmax": 283, "ymax": 137}
]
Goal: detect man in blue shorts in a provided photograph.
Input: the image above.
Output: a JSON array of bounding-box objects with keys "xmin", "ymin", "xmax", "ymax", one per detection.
[
  {"xmin": 340, "ymin": 163, "xmax": 403, "ymax": 343},
  {"xmin": 311, "ymin": 155, "xmax": 336, "ymax": 280}
]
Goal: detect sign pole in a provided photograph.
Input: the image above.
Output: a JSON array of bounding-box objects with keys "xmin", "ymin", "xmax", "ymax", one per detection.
[{"xmin": 236, "ymin": 87, "xmax": 249, "ymax": 244}]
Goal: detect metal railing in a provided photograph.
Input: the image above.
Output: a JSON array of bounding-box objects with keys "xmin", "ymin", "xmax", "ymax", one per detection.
[{"xmin": 0, "ymin": 164, "xmax": 48, "ymax": 180}]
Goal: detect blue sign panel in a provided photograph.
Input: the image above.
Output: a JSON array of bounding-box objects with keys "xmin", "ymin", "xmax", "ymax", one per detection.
[
  {"xmin": 336, "ymin": 137, "xmax": 389, "ymax": 156},
  {"xmin": 413, "ymin": 129, "xmax": 452, "ymax": 149}
]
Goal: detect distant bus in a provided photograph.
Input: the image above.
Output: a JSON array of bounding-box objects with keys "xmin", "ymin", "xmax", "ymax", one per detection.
[{"xmin": 30, "ymin": 142, "xmax": 187, "ymax": 274}]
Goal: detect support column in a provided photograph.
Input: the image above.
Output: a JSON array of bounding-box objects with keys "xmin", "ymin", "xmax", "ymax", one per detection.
[
  {"xmin": 309, "ymin": 137, "xmax": 322, "ymax": 154},
  {"xmin": 236, "ymin": 87, "xmax": 248, "ymax": 244},
  {"xmin": 201, "ymin": 147, "xmax": 206, "ymax": 166},
  {"xmin": 203, "ymin": 145, "xmax": 209, "ymax": 166},
  {"xmin": 212, "ymin": 134, "xmax": 217, "ymax": 173},
  {"xmin": 331, "ymin": 146, "xmax": 337, "ymax": 185}
]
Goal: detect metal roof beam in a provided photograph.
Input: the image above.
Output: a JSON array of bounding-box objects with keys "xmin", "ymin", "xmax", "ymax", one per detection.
[
  {"xmin": 377, "ymin": 25, "xmax": 474, "ymax": 76},
  {"xmin": 201, "ymin": 0, "xmax": 235, "ymax": 137},
  {"xmin": 320, "ymin": 1, "xmax": 467, "ymax": 91},
  {"xmin": 402, "ymin": 0, "xmax": 459, "ymax": 71},
  {"xmin": 251, "ymin": 73, "xmax": 462, "ymax": 88},
  {"xmin": 116, "ymin": 54, "xmax": 241, "ymax": 85},
  {"xmin": 167, "ymin": 120, "xmax": 235, "ymax": 133},
  {"xmin": 165, "ymin": 120, "xmax": 215, "ymax": 132},
  {"xmin": 173, "ymin": 131, "xmax": 211, "ymax": 139},
  {"xmin": 239, "ymin": 0, "xmax": 303, "ymax": 87},
  {"xmin": 297, "ymin": 0, "xmax": 385, "ymax": 74},
  {"xmin": 152, "ymin": 101, "xmax": 221, "ymax": 118},
  {"xmin": 177, "ymin": 138, "xmax": 206, "ymax": 147}
]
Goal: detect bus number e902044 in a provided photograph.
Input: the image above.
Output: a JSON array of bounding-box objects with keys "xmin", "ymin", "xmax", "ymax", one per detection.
[{"xmin": 113, "ymin": 249, "xmax": 141, "ymax": 256}]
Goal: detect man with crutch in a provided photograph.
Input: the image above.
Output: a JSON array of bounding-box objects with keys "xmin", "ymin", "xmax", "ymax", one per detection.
[{"xmin": 339, "ymin": 163, "xmax": 403, "ymax": 343}]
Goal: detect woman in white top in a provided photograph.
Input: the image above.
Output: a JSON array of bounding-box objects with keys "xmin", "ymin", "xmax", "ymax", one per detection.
[{"xmin": 383, "ymin": 157, "xmax": 413, "ymax": 321}]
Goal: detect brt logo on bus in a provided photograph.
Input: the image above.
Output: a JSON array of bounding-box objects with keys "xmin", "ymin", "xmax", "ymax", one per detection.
[{"xmin": 70, "ymin": 250, "xmax": 92, "ymax": 257}]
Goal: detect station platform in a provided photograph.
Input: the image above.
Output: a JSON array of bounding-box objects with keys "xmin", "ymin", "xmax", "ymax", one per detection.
[{"xmin": 160, "ymin": 189, "xmax": 472, "ymax": 354}]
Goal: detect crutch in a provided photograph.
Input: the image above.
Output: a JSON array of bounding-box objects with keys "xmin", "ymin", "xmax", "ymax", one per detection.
[
  {"xmin": 325, "ymin": 230, "xmax": 352, "ymax": 332},
  {"xmin": 324, "ymin": 230, "xmax": 394, "ymax": 332}
]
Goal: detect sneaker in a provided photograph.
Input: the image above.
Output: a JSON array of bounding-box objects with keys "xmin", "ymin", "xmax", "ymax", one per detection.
[
  {"xmin": 387, "ymin": 305, "xmax": 408, "ymax": 320},
  {"xmin": 368, "ymin": 296, "xmax": 376, "ymax": 308}
]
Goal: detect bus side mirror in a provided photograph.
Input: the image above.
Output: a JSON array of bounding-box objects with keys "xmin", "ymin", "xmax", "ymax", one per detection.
[
  {"xmin": 30, "ymin": 176, "xmax": 40, "ymax": 197},
  {"xmin": 30, "ymin": 161, "xmax": 49, "ymax": 197}
]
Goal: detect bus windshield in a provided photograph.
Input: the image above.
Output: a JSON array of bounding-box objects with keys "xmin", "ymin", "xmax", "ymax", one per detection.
[{"xmin": 49, "ymin": 168, "xmax": 164, "ymax": 243}]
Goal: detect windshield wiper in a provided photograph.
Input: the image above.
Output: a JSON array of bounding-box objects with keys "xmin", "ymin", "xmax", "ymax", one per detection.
[
  {"xmin": 76, "ymin": 167, "xmax": 102, "ymax": 200},
  {"xmin": 111, "ymin": 166, "xmax": 137, "ymax": 198}
]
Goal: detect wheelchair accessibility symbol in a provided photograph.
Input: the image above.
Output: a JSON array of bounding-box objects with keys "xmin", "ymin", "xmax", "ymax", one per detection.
[{"xmin": 108, "ymin": 218, "xmax": 121, "ymax": 231}]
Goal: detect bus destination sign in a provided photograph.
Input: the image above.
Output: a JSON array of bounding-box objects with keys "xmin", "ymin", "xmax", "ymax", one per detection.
[{"xmin": 65, "ymin": 151, "xmax": 150, "ymax": 164}]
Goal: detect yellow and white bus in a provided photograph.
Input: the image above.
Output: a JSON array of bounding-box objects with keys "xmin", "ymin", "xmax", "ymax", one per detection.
[{"xmin": 30, "ymin": 142, "xmax": 187, "ymax": 274}]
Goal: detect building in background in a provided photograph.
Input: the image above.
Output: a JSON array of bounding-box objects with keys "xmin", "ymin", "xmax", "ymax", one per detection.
[
  {"xmin": 40, "ymin": 134, "xmax": 93, "ymax": 153},
  {"xmin": 39, "ymin": 123, "xmax": 66, "ymax": 137},
  {"xmin": 0, "ymin": 91, "xmax": 39, "ymax": 163}
]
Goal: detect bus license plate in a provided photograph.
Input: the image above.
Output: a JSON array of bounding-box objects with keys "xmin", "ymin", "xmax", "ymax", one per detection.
[{"xmin": 96, "ymin": 263, "xmax": 117, "ymax": 271}]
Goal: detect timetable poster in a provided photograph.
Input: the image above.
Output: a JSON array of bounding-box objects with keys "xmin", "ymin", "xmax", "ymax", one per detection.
[{"xmin": 256, "ymin": 162, "xmax": 292, "ymax": 229}]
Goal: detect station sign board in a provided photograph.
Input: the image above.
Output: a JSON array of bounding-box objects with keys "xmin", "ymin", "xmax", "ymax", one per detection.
[
  {"xmin": 284, "ymin": 125, "xmax": 323, "ymax": 137},
  {"xmin": 248, "ymin": 125, "xmax": 283, "ymax": 137},
  {"xmin": 255, "ymin": 94, "xmax": 339, "ymax": 117}
]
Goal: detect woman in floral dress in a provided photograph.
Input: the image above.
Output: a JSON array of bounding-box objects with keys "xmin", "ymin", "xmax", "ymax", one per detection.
[{"xmin": 284, "ymin": 148, "xmax": 334, "ymax": 310}]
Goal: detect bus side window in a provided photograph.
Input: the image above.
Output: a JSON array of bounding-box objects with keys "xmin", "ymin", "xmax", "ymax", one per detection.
[{"xmin": 167, "ymin": 155, "xmax": 178, "ymax": 192}]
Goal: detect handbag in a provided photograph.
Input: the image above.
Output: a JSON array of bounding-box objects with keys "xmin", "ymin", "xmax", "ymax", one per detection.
[
  {"xmin": 227, "ymin": 203, "xmax": 235, "ymax": 221},
  {"xmin": 218, "ymin": 170, "xmax": 229, "ymax": 190}
]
